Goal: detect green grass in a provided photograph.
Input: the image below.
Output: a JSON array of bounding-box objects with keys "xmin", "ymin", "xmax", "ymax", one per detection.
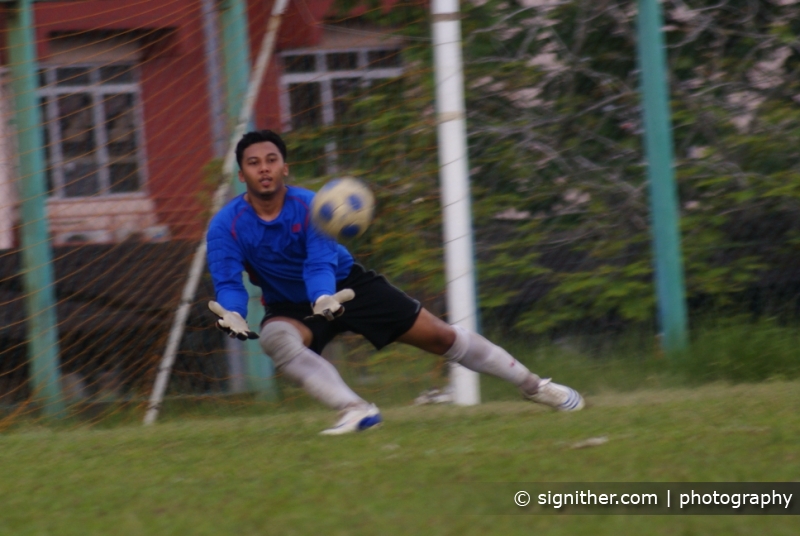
[{"xmin": 1, "ymin": 381, "xmax": 799, "ymax": 535}]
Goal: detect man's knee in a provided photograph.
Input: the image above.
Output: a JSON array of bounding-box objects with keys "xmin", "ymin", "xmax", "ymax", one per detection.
[
  {"xmin": 443, "ymin": 324, "xmax": 470, "ymax": 361},
  {"xmin": 433, "ymin": 325, "xmax": 458, "ymax": 356},
  {"xmin": 259, "ymin": 321, "xmax": 306, "ymax": 368}
]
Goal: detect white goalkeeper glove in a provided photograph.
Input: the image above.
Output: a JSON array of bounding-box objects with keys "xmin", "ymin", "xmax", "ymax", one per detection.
[
  {"xmin": 208, "ymin": 301, "xmax": 259, "ymax": 340},
  {"xmin": 308, "ymin": 289, "xmax": 356, "ymax": 321}
]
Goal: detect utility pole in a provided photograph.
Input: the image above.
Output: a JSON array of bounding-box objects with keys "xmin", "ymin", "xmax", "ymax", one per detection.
[
  {"xmin": 637, "ymin": 0, "xmax": 689, "ymax": 353},
  {"xmin": 7, "ymin": 0, "xmax": 65, "ymax": 417},
  {"xmin": 219, "ymin": 0, "xmax": 281, "ymax": 399}
]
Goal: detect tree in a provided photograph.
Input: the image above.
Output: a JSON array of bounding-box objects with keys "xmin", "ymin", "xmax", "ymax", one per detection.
[{"xmin": 294, "ymin": 0, "xmax": 800, "ymax": 335}]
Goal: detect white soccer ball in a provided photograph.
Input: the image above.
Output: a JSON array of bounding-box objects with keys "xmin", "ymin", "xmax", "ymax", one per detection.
[{"xmin": 311, "ymin": 177, "xmax": 375, "ymax": 239}]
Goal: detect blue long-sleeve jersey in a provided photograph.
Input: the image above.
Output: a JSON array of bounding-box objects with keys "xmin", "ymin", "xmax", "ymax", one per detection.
[{"xmin": 206, "ymin": 186, "xmax": 354, "ymax": 319}]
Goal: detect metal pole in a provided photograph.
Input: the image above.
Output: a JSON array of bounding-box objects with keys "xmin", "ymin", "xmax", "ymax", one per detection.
[
  {"xmin": 200, "ymin": 0, "xmax": 227, "ymax": 158},
  {"xmin": 201, "ymin": 0, "xmax": 247, "ymax": 393},
  {"xmin": 7, "ymin": 0, "xmax": 65, "ymax": 418},
  {"xmin": 144, "ymin": 0, "xmax": 290, "ymax": 425},
  {"xmin": 220, "ymin": 0, "xmax": 277, "ymax": 399},
  {"xmin": 220, "ymin": 0, "xmax": 252, "ymax": 130},
  {"xmin": 0, "ymin": 76, "xmax": 16, "ymax": 250},
  {"xmin": 431, "ymin": 0, "xmax": 480, "ymax": 405},
  {"xmin": 637, "ymin": 0, "xmax": 689, "ymax": 353}
]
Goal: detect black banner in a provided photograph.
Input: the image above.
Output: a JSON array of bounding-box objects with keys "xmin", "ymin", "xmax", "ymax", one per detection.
[{"xmin": 495, "ymin": 482, "xmax": 800, "ymax": 515}]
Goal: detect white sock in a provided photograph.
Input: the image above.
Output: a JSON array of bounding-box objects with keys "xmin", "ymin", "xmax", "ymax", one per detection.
[
  {"xmin": 280, "ymin": 348, "xmax": 367, "ymax": 411},
  {"xmin": 259, "ymin": 321, "xmax": 366, "ymax": 411},
  {"xmin": 444, "ymin": 325, "xmax": 540, "ymax": 391}
]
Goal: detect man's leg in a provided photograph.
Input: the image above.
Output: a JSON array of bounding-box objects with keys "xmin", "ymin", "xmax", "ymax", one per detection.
[
  {"xmin": 396, "ymin": 309, "xmax": 538, "ymax": 390},
  {"xmin": 396, "ymin": 309, "xmax": 584, "ymax": 410},
  {"xmin": 260, "ymin": 318, "xmax": 366, "ymax": 410},
  {"xmin": 260, "ymin": 318, "xmax": 382, "ymax": 434}
]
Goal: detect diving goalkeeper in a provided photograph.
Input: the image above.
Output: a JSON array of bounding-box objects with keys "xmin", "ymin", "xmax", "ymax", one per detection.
[{"xmin": 207, "ymin": 130, "xmax": 584, "ymax": 435}]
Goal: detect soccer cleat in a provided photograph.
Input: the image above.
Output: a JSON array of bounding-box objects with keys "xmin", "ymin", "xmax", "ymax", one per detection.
[
  {"xmin": 525, "ymin": 378, "xmax": 584, "ymax": 411},
  {"xmin": 319, "ymin": 403, "xmax": 382, "ymax": 435}
]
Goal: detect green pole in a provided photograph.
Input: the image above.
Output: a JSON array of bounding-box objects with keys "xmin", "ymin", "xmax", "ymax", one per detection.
[
  {"xmin": 220, "ymin": 0, "xmax": 252, "ymax": 129},
  {"xmin": 7, "ymin": 0, "xmax": 65, "ymax": 417},
  {"xmin": 636, "ymin": 0, "xmax": 689, "ymax": 353},
  {"xmin": 219, "ymin": 0, "xmax": 277, "ymax": 399}
]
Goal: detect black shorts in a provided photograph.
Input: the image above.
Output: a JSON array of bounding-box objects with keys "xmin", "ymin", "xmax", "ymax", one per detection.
[{"xmin": 260, "ymin": 264, "xmax": 422, "ymax": 355}]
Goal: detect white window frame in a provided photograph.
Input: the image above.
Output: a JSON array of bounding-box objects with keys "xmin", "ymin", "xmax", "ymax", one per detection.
[
  {"xmin": 279, "ymin": 47, "xmax": 404, "ymax": 132},
  {"xmin": 38, "ymin": 63, "xmax": 149, "ymax": 199}
]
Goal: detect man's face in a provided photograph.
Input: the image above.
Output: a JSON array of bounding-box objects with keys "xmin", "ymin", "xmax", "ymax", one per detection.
[{"xmin": 238, "ymin": 141, "xmax": 288, "ymax": 199}]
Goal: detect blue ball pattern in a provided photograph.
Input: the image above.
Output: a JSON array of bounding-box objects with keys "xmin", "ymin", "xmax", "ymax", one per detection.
[
  {"xmin": 318, "ymin": 202, "xmax": 335, "ymax": 222},
  {"xmin": 340, "ymin": 224, "xmax": 362, "ymax": 238},
  {"xmin": 311, "ymin": 177, "xmax": 374, "ymax": 239},
  {"xmin": 320, "ymin": 179, "xmax": 340, "ymax": 192},
  {"xmin": 347, "ymin": 194, "xmax": 363, "ymax": 210}
]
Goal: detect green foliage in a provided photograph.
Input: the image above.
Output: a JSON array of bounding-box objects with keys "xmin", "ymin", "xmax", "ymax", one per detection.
[
  {"xmin": 296, "ymin": 0, "xmax": 800, "ymax": 336},
  {"xmin": 460, "ymin": 0, "xmax": 800, "ymax": 334},
  {"xmin": 290, "ymin": 5, "xmax": 444, "ymax": 302},
  {"xmin": 674, "ymin": 316, "xmax": 800, "ymax": 383},
  {"xmin": 486, "ymin": 316, "xmax": 800, "ymax": 398}
]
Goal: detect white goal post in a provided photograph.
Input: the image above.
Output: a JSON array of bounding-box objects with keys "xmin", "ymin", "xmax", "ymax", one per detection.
[{"xmin": 432, "ymin": 0, "xmax": 481, "ymax": 405}]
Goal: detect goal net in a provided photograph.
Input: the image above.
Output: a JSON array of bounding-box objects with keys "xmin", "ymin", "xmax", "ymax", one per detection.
[
  {"xmin": 0, "ymin": 0, "xmax": 451, "ymax": 429},
  {"xmin": 3, "ymin": 0, "xmax": 800, "ymax": 430}
]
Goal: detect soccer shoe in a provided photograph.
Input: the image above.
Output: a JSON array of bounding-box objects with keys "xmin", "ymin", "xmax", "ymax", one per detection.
[
  {"xmin": 319, "ymin": 403, "xmax": 382, "ymax": 435},
  {"xmin": 525, "ymin": 378, "xmax": 584, "ymax": 411}
]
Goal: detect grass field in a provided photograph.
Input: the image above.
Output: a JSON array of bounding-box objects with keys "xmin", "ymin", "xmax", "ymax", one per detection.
[{"xmin": 1, "ymin": 380, "xmax": 799, "ymax": 535}]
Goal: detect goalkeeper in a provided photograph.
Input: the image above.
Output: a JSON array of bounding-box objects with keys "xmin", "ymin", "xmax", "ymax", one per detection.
[{"xmin": 207, "ymin": 130, "xmax": 584, "ymax": 435}]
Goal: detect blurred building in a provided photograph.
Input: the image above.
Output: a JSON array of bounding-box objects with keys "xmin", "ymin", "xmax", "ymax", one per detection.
[
  {"xmin": 0, "ymin": 0, "xmax": 405, "ymax": 404},
  {"xmin": 0, "ymin": 0, "xmax": 403, "ymax": 247}
]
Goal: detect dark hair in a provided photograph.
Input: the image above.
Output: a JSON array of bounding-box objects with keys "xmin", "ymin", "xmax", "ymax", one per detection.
[{"xmin": 235, "ymin": 130, "xmax": 288, "ymax": 169}]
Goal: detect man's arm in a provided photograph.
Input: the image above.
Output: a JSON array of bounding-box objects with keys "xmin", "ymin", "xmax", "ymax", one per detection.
[
  {"xmin": 206, "ymin": 220, "xmax": 250, "ymax": 318},
  {"xmin": 303, "ymin": 223, "xmax": 340, "ymax": 305},
  {"xmin": 302, "ymin": 223, "xmax": 356, "ymax": 319}
]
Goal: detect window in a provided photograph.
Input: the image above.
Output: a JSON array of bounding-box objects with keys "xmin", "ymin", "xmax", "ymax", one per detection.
[
  {"xmin": 279, "ymin": 47, "xmax": 403, "ymax": 131},
  {"xmin": 38, "ymin": 64, "xmax": 147, "ymax": 198}
]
